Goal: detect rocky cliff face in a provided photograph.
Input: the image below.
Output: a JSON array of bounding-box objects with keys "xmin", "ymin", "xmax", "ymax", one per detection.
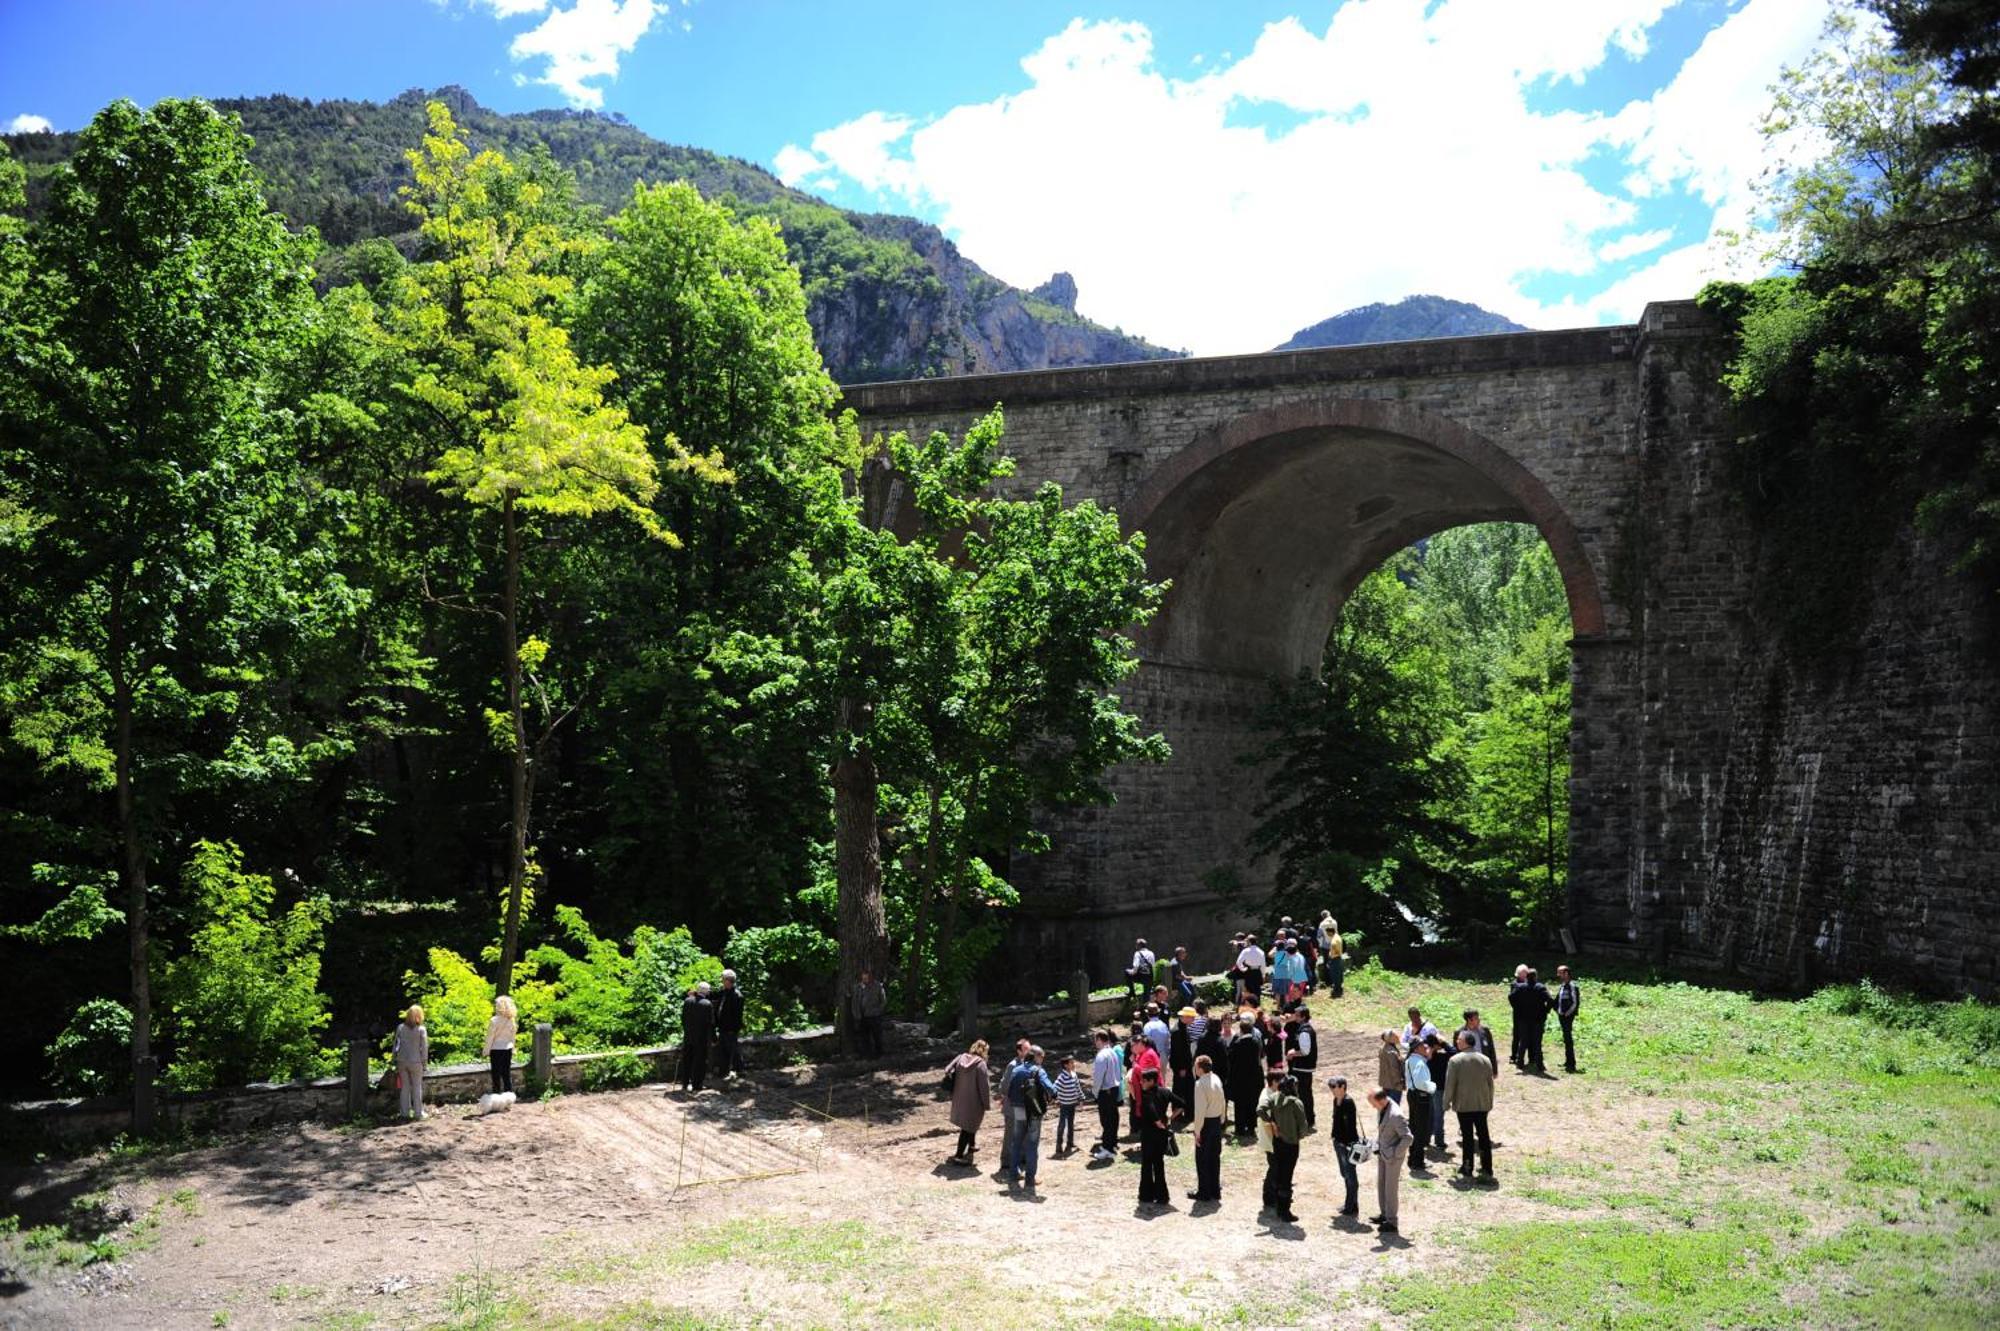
[{"xmin": 829, "ymin": 217, "xmax": 1181, "ymax": 382}]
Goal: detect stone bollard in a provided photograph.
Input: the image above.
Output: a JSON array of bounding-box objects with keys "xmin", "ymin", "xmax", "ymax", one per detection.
[
  {"xmin": 1073, "ymin": 969, "xmax": 1093, "ymax": 1032},
  {"xmin": 532, "ymin": 1023, "xmax": 553, "ymax": 1086},
  {"xmin": 958, "ymin": 980, "xmax": 979, "ymax": 1042},
  {"xmin": 346, "ymin": 1039, "xmax": 372, "ymax": 1117}
]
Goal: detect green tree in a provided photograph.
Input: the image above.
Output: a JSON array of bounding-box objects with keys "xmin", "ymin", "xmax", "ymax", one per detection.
[
  {"xmin": 1460, "ymin": 614, "xmax": 1572, "ymax": 937},
  {"xmin": 1702, "ymin": 4, "xmax": 1999, "ymax": 642},
  {"xmin": 1246, "ymin": 556, "xmax": 1464, "ymax": 942},
  {"xmin": 160, "ymin": 841, "xmax": 334, "ymax": 1090},
  {"xmin": 379, "ymin": 104, "xmax": 729, "ymax": 993},
  {"xmin": 0, "ymin": 99, "xmax": 351, "ymax": 1121}
]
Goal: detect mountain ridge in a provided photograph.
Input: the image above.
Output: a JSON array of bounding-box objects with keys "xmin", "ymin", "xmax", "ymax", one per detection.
[
  {"xmin": 1, "ymin": 86, "xmax": 1182, "ymax": 384},
  {"xmin": 1275, "ymin": 294, "xmax": 1527, "ymax": 351}
]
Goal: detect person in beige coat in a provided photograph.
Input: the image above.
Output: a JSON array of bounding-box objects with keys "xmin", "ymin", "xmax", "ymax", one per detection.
[
  {"xmin": 1377, "ymin": 1029, "xmax": 1407, "ymax": 1104},
  {"xmin": 944, "ymin": 1039, "xmax": 992, "ymax": 1165},
  {"xmin": 1368, "ymin": 1086, "xmax": 1414, "ymax": 1233},
  {"xmin": 1443, "ymin": 1030, "xmax": 1496, "ymax": 1179}
]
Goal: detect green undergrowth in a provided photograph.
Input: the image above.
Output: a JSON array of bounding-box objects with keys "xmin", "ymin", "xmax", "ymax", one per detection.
[{"xmin": 1341, "ymin": 961, "xmax": 2000, "ymax": 1328}]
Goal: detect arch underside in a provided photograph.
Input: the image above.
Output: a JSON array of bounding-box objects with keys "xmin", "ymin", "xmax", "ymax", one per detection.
[{"xmin": 1133, "ymin": 406, "xmax": 1605, "ymax": 677}]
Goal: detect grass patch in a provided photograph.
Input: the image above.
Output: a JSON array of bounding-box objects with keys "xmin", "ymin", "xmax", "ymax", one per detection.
[{"xmin": 1383, "ymin": 1218, "xmax": 1782, "ymax": 1329}]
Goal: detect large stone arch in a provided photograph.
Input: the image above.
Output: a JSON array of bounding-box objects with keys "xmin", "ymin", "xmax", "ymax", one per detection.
[{"xmin": 1126, "ymin": 397, "xmax": 1606, "ymax": 677}]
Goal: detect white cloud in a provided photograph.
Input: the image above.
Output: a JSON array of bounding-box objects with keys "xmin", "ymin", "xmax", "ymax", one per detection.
[
  {"xmin": 773, "ymin": 0, "xmax": 1837, "ymax": 354},
  {"xmin": 6, "ymin": 114, "xmax": 54, "ymax": 134},
  {"xmin": 509, "ymin": 0, "xmax": 660, "ymax": 108},
  {"xmin": 473, "ymin": 0, "xmax": 552, "ymax": 16},
  {"xmin": 1596, "ymin": 228, "xmax": 1675, "ymax": 263}
]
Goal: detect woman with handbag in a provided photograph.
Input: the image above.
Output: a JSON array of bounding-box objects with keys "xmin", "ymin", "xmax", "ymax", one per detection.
[
  {"xmin": 944, "ymin": 1039, "xmax": 991, "ymax": 1165},
  {"xmin": 1136, "ymin": 1067, "xmax": 1182, "ymax": 1207}
]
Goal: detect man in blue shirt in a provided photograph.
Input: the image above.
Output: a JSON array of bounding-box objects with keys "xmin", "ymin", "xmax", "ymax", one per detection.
[
  {"xmin": 1003, "ymin": 1045, "xmax": 1060, "ymax": 1189},
  {"xmin": 1090, "ymin": 1028, "xmax": 1124, "ymax": 1160}
]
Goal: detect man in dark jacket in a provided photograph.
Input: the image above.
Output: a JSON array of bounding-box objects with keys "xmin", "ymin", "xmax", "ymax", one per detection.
[
  {"xmin": 680, "ymin": 982, "xmax": 716, "ymax": 1092},
  {"xmin": 1285, "ymin": 1007, "xmax": 1318, "ymax": 1129},
  {"xmin": 714, "ymin": 969, "xmax": 746, "ymax": 1082},
  {"xmin": 1554, "ymin": 964, "xmax": 1582, "ymax": 1072},
  {"xmin": 1456, "ymin": 1009, "xmax": 1500, "ymax": 1075},
  {"xmin": 1226, "ymin": 1017, "xmax": 1265, "ymax": 1138},
  {"xmin": 1517, "ymin": 969, "xmax": 1554, "ymax": 1072},
  {"xmin": 1169, "ymin": 1007, "xmax": 1196, "ymax": 1125},
  {"xmin": 1327, "ymin": 1075, "xmax": 1361, "ymax": 1216}
]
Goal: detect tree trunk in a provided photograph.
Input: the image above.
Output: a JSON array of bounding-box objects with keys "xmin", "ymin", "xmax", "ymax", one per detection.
[
  {"xmin": 832, "ymin": 694, "xmax": 889, "ymax": 1055},
  {"xmin": 109, "ymin": 572, "xmax": 154, "ymax": 1130},
  {"xmin": 903, "ymin": 774, "xmax": 944, "ymax": 1018},
  {"xmin": 496, "ymin": 493, "xmax": 530, "ymax": 995}
]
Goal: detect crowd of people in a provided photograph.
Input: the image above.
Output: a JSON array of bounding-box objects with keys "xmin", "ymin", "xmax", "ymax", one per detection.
[
  {"xmin": 943, "ymin": 919, "xmax": 1585, "ymax": 1235},
  {"xmin": 377, "ymin": 912, "xmax": 1586, "ymax": 1240}
]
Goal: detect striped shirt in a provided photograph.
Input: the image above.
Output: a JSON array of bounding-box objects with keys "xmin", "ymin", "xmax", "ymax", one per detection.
[{"xmin": 1051, "ymin": 1070, "xmax": 1085, "ymax": 1106}]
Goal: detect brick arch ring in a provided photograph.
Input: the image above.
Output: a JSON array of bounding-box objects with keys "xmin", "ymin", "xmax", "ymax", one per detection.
[{"xmin": 1123, "ymin": 396, "xmax": 1608, "ymax": 638}]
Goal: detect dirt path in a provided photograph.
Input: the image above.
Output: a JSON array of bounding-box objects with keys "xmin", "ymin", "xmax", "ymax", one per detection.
[{"xmin": 1, "ymin": 1024, "xmax": 1614, "ymax": 1330}]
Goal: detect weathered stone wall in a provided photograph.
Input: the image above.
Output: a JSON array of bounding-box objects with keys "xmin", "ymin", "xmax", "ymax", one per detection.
[{"xmin": 845, "ymin": 300, "xmax": 2000, "ymax": 997}]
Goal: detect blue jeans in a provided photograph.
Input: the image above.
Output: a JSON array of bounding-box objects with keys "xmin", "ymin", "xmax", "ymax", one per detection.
[
  {"xmin": 1056, "ymin": 1103, "xmax": 1078, "ymax": 1152},
  {"xmin": 1010, "ymin": 1107, "xmax": 1043, "ymax": 1182},
  {"xmin": 1336, "ymin": 1146, "xmax": 1359, "ymax": 1212}
]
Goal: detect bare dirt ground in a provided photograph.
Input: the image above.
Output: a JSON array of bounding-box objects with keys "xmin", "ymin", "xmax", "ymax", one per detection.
[{"xmin": 0, "ymin": 1023, "xmax": 1630, "ymax": 1331}]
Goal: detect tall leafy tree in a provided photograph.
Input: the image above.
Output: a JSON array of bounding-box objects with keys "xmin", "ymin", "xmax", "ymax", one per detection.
[
  {"xmin": 0, "ymin": 100, "xmax": 349, "ymax": 1120},
  {"xmin": 378, "ymin": 105, "xmax": 729, "ymax": 992},
  {"xmin": 1246, "ymin": 556, "xmax": 1464, "ymax": 942}
]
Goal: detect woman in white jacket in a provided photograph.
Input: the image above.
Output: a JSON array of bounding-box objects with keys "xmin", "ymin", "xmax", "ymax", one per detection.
[{"xmin": 482, "ymin": 995, "xmax": 518, "ymax": 1094}]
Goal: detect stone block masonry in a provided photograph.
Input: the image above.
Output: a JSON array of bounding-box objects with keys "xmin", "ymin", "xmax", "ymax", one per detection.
[{"xmin": 843, "ymin": 301, "xmax": 2000, "ymax": 998}]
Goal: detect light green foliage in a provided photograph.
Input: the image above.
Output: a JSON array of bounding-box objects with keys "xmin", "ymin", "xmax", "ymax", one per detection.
[
  {"xmin": 1246, "ymin": 554, "xmax": 1462, "ymax": 939},
  {"xmin": 45, "ymin": 998, "xmax": 133, "ymax": 1097},
  {"xmin": 160, "ymin": 841, "xmax": 334, "ymax": 1091},
  {"xmin": 1702, "ymin": 4, "xmax": 2000, "ymax": 637},
  {"xmin": 578, "ymin": 1052, "xmax": 651, "ymax": 1092},
  {"xmin": 626, "ymin": 925, "xmax": 726, "ymax": 1044},
  {"xmin": 3, "ymin": 865, "xmax": 121, "ymax": 944},
  {"xmin": 403, "ymin": 948, "xmax": 555, "ymax": 1065},
  {"xmin": 1459, "ymin": 611, "xmax": 1572, "ymax": 933}
]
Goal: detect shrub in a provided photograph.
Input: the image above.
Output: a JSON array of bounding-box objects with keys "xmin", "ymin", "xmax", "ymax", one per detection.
[
  {"xmin": 46, "ymin": 998, "xmax": 132, "ymax": 1097},
  {"xmin": 723, "ymin": 921, "xmax": 834, "ymax": 1032},
  {"xmin": 579, "ymin": 1052, "xmax": 651, "ymax": 1092},
  {"xmin": 628, "ymin": 923, "xmax": 724, "ymax": 1044},
  {"xmin": 403, "ymin": 947, "xmax": 556, "ymax": 1065},
  {"xmin": 160, "ymin": 842, "xmax": 334, "ymax": 1091}
]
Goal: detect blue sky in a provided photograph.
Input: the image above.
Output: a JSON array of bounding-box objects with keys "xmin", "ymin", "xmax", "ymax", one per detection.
[{"xmin": 1, "ymin": 1, "xmax": 1836, "ymax": 353}]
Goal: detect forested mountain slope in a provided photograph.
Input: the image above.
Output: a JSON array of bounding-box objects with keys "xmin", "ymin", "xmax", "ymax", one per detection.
[
  {"xmin": 1276, "ymin": 294, "xmax": 1527, "ymax": 350},
  {"xmin": 1, "ymin": 87, "xmax": 1179, "ymax": 383}
]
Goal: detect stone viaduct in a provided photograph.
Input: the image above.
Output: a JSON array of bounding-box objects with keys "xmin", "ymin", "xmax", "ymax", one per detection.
[{"xmin": 841, "ymin": 300, "xmax": 2000, "ymax": 997}]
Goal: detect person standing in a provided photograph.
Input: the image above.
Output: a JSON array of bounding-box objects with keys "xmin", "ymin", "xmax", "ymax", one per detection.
[
  {"xmin": 944, "ymin": 1039, "xmax": 992, "ymax": 1165},
  {"xmin": 1260, "ymin": 1073, "xmax": 1308, "ymax": 1223},
  {"xmin": 481, "ymin": 995, "xmax": 517, "ymax": 1095},
  {"xmin": 1403, "ymin": 1035, "xmax": 1436, "ymax": 1174},
  {"xmin": 996, "ymin": 1037, "xmax": 1031, "ymax": 1177},
  {"xmin": 1520, "ymin": 968, "xmax": 1554, "ymax": 1073},
  {"xmin": 1127, "ymin": 1032, "xmax": 1163, "ymax": 1139},
  {"xmin": 1327, "ymin": 1075, "xmax": 1361, "ymax": 1216},
  {"xmin": 1424, "ymin": 1031, "xmax": 1454, "ymax": 1157},
  {"xmin": 1321, "ymin": 915, "xmax": 1345, "ymax": 997},
  {"xmin": 1508, "ymin": 964, "xmax": 1532, "ymax": 1068},
  {"xmin": 1284, "ymin": 1007, "xmax": 1318, "ymax": 1129},
  {"xmin": 1369, "ymin": 1086, "xmax": 1414, "ymax": 1233},
  {"xmin": 1444, "ymin": 1030, "xmax": 1496, "ymax": 1181},
  {"xmin": 1189, "ymin": 1053, "xmax": 1226, "ymax": 1202},
  {"xmin": 393, "ymin": 1004, "xmax": 429, "ymax": 1121},
  {"xmin": 1136, "ymin": 1068, "xmax": 1181, "ymax": 1207},
  {"xmin": 1402, "ymin": 1006, "xmax": 1440, "ymax": 1051},
  {"xmin": 1236, "ymin": 935, "xmax": 1267, "ymax": 1004},
  {"xmin": 1227, "ymin": 1017, "xmax": 1265, "ymax": 1138},
  {"xmin": 850, "ymin": 969, "xmax": 887, "ymax": 1058},
  {"xmin": 1376, "ymin": 1029, "xmax": 1406, "ymax": 1105},
  {"xmin": 1051, "ymin": 1054, "xmax": 1085, "ymax": 1155},
  {"xmin": 714, "ymin": 969, "xmax": 746, "ymax": 1082},
  {"xmin": 1554, "ymin": 964, "xmax": 1582, "ymax": 1072},
  {"xmin": 1456, "ymin": 1009, "xmax": 1500, "ymax": 1075},
  {"xmin": 680, "ymin": 983, "xmax": 715, "ymax": 1092},
  {"xmin": 1003, "ymin": 1045, "xmax": 1059, "ymax": 1189},
  {"xmin": 1126, "ymin": 938, "xmax": 1157, "ymax": 1005},
  {"xmin": 1090, "ymin": 1028, "xmax": 1124, "ymax": 1160},
  {"xmin": 1143, "ymin": 1004, "xmax": 1172, "ymax": 1066},
  {"xmin": 1169, "ymin": 1007, "xmax": 1196, "ymax": 1123},
  {"xmin": 1195, "ymin": 1001, "xmax": 1224, "ymax": 1068}
]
